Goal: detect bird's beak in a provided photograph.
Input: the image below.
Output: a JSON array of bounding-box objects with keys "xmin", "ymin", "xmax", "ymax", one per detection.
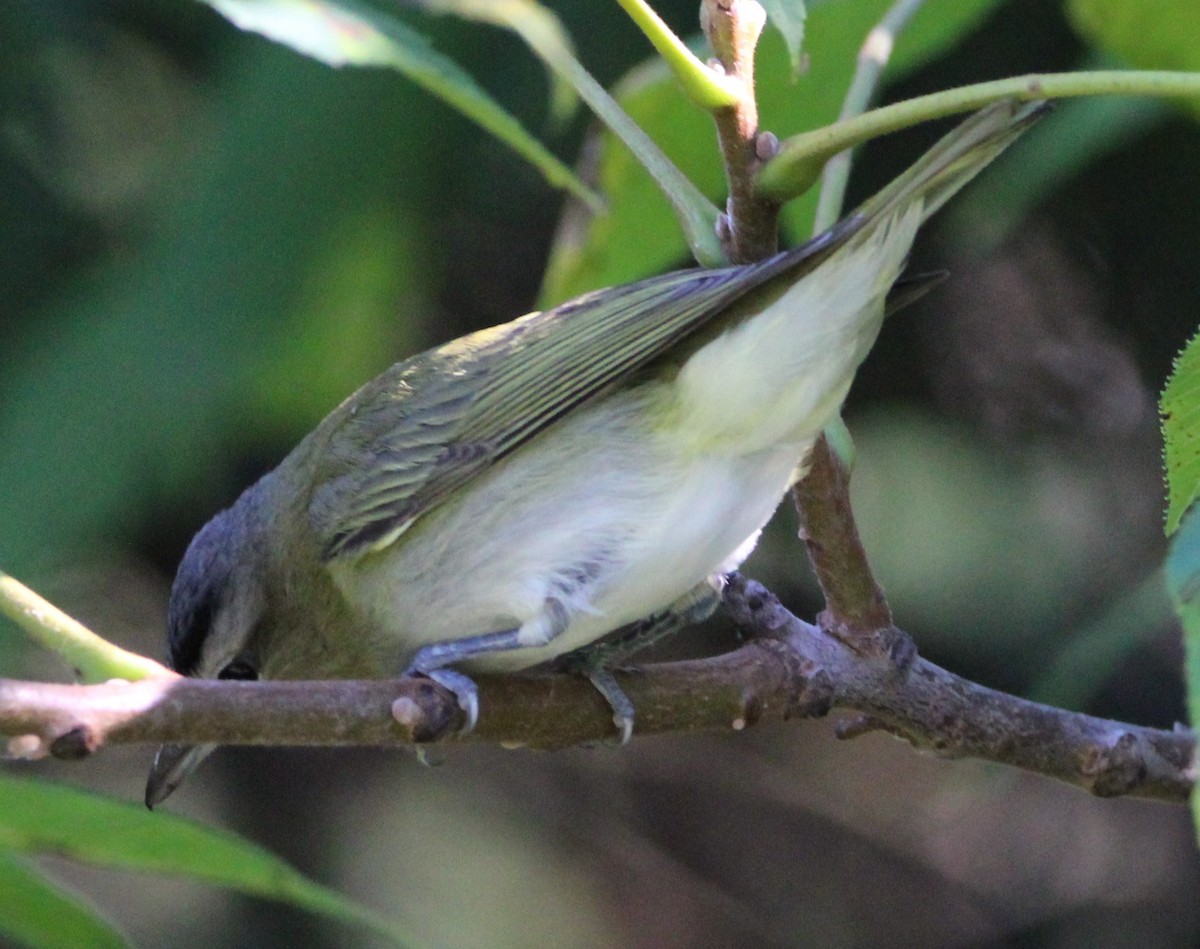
[{"xmin": 144, "ymin": 743, "xmax": 217, "ymax": 809}]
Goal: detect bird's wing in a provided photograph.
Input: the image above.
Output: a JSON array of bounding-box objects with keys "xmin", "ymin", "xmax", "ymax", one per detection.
[
  {"xmin": 307, "ymin": 225, "xmax": 855, "ymax": 561},
  {"xmin": 309, "ymin": 99, "xmax": 1045, "ymax": 562}
]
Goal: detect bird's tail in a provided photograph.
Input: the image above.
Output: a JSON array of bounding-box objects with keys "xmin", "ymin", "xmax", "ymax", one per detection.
[
  {"xmin": 673, "ymin": 99, "xmax": 1047, "ymax": 454},
  {"xmin": 845, "ymin": 98, "xmax": 1047, "ymax": 234}
]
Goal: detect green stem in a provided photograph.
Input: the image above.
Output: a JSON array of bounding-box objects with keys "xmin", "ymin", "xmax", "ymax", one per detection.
[
  {"xmin": 812, "ymin": 0, "xmax": 927, "ymax": 233},
  {"xmin": 759, "ymin": 69, "xmax": 1200, "ymax": 202},
  {"xmin": 0, "ymin": 571, "xmax": 170, "ymax": 683},
  {"xmin": 614, "ymin": 0, "xmax": 742, "ymax": 108}
]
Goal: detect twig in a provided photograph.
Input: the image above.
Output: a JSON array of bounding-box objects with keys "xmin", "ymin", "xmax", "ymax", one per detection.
[
  {"xmin": 791, "ymin": 436, "xmax": 896, "ymax": 653},
  {"xmin": 702, "ymin": 0, "xmax": 779, "ymax": 263},
  {"xmin": 789, "ymin": 0, "xmax": 924, "ymax": 652},
  {"xmin": 757, "ymin": 69, "xmax": 1200, "ymax": 203},
  {"xmin": 0, "ymin": 570, "xmax": 170, "ymax": 684}
]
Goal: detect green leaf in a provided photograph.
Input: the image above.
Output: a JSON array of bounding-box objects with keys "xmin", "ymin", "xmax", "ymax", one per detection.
[
  {"xmin": 424, "ymin": 0, "xmax": 723, "ymax": 264},
  {"xmin": 416, "ymin": 0, "xmax": 580, "ymax": 121},
  {"xmin": 1067, "ymin": 0, "xmax": 1200, "ymax": 119},
  {"xmin": 199, "ymin": 0, "xmax": 596, "ymax": 204},
  {"xmin": 761, "ymin": 0, "xmax": 807, "ymax": 76},
  {"xmin": 0, "ymin": 847, "xmax": 128, "ymax": 949},
  {"xmin": 1068, "ymin": 0, "xmax": 1200, "ymax": 73},
  {"xmin": 539, "ymin": 0, "xmax": 1008, "ymax": 305},
  {"xmin": 1161, "ymin": 328, "xmax": 1200, "ymax": 535},
  {"xmin": 1163, "ymin": 504, "xmax": 1200, "ymax": 841},
  {"xmin": 0, "ymin": 776, "xmax": 416, "ymax": 947}
]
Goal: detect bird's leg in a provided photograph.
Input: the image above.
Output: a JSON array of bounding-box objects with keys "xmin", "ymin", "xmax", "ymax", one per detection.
[
  {"xmin": 404, "ymin": 598, "xmax": 571, "ymax": 734},
  {"xmin": 560, "ymin": 575, "xmax": 727, "ymax": 744}
]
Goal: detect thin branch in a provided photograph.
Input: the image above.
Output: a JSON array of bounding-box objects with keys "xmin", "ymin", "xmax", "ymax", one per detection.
[
  {"xmin": 615, "ymin": 0, "xmax": 742, "ymax": 108},
  {"xmin": 0, "ymin": 570, "xmax": 170, "ymax": 684},
  {"xmin": 787, "ymin": 1, "xmax": 935, "ymax": 653},
  {"xmin": 721, "ymin": 577, "xmax": 1196, "ymax": 802},
  {"xmin": 702, "ymin": 0, "xmax": 779, "ymax": 263},
  {"xmin": 757, "ymin": 69, "xmax": 1200, "ymax": 203},
  {"xmin": 2, "ymin": 576, "xmax": 1191, "ymax": 802},
  {"xmin": 790, "ymin": 436, "xmax": 896, "ymax": 652},
  {"xmin": 697, "ymin": 0, "xmax": 898, "ymax": 654}
]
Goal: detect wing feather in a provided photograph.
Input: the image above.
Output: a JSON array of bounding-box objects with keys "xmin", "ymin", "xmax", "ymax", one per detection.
[
  {"xmin": 307, "ymin": 229, "xmax": 855, "ymax": 561},
  {"xmin": 307, "ymin": 100, "xmax": 1046, "ymax": 562}
]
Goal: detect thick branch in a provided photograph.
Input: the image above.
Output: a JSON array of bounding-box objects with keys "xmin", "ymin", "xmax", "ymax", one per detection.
[
  {"xmin": 723, "ymin": 576, "xmax": 1194, "ymax": 802},
  {"xmin": 3, "ymin": 576, "xmax": 1192, "ymax": 803}
]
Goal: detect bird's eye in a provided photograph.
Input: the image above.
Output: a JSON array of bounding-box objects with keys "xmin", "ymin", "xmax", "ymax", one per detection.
[{"xmin": 218, "ymin": 658, "xmax": 259, "ymax": 681}]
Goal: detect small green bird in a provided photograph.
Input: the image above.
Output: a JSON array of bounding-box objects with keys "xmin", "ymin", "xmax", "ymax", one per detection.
[{"xmin": 145, "ymin": 100, "xmax": 1044, "ymax": 806}]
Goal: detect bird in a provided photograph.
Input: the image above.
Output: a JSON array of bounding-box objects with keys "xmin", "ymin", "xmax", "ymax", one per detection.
[{"xmin": 145, "ymin": 99, "xmax": 1045, "ymax": 807}]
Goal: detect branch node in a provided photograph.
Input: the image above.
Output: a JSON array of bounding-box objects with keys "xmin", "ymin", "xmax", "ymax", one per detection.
[
  {"xmin": 754, "ymin": 130, "xmax": 779, "ymax": 161},
  {"xmin": 791, "ymin": 666, "xmax": 835, "ymax": 720},
  {"xmin": 6, "ymin": 734, "xmax": 48, "ymax": 760},
  {"xmin": 723, "ymin": 572, "xmax": 795, "ymax": 636},
  {"xmin": 1081, "ymin": 732, "xmax": 1148, "ymax": 798},
  {"xmin": 50, "ymin": 725, "xmax": 100, "ymax": 760},
  {"xmin": 835, "ymin": 714, "xmax": 887, "ymax": 740}
]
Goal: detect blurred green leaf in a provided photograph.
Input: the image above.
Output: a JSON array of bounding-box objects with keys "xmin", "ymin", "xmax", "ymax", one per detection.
[
  {"xmin": 246, "ymin": 209, "xmax": 424, "ymax": 435},
  {"xmin": 0, "ymin": 776, "xmax": 416, "ymax": 946},
  {"xmin": 0, "ymin": 52, "xmax": 426, "ymax": 575},
  {"xmin": 1161, "ymin": 328, "xmax": 1200, "ymax": 535},
  {"xmin": 418, "ymin": 0, "xmax": 579, "ymax": 121},
  {"xmin": 0, "ymin": 847, "xmax": 127, "ymax": 949},
  {"xmin": 428, "ymin": 0, "xmax": 722, "ymax": 262},
  {"xmin": 1028, "ymin": 572, "xmax": 1174, "ymax": 709},
  {"xmin": 1163, "ymin": 505, "xmax": 1200, "ymax": 841},
  {"xmin": 1068, "ymin": 0, "xmax": 1200, "ymax": 107},
  {"xmin": 539, "ymin": 0, "xmax": 1008, "ymax": 305},
  {"xmin": 941, "ymin": 74, "xmax": 1168, "ymax": 252},
  {"xmin": 761, "ymin": 0, "xmax": 807, "ymax": 76},
  {"xmin": 200, "ymin": 0, "xmax": 596, "ymax": 202}
]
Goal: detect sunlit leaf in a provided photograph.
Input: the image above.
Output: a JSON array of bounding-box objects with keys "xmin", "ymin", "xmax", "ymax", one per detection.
[
  {"xmin": 1069, "ymin": 0, "xmax": 1200, "ymax": 121},
  {"xmin": 199, "ymin": 0, "xmax": 596, "ymax": 203},
  {"xmin": 0, "ymin": 776, "xmax": 416, "ymax": 947},
  {"xmin": 1161, "ymin": 328, "xmax": 1200, "ymax": 535},
  {"xmin": 0, "ymin": 847, "xmax": 127, "ymax": 949},
  {"xmin": 417, "ymin": 0, "xmax": 579, "ymax": 120}
]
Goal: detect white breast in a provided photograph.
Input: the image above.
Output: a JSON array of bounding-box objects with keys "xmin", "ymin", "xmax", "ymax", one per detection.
[{"xmin": 330, "ymin": 383, "xmax": 800, "ymax": 673}]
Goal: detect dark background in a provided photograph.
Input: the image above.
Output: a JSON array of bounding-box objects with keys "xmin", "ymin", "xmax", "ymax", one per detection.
[{"xmin": 2, "ymin": 0, "xmax": 1198, "ymax": 945}]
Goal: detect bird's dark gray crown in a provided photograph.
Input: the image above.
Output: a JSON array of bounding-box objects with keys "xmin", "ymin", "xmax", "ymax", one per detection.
[{"xmin": 167, "ymin": 507, "xmax": 240, "ymax": 677}]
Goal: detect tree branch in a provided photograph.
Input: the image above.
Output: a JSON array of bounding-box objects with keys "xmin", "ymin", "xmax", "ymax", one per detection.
[
  {"xmin": 702, "ymin": 0, "xmax": 780, "ymax": 263},
  {"xmin": 791, "ymin": 436, "xmax": 899, "ymax": 655},
  {"xmin": 3, "ymin": 576, "xmax": 1191, "ymax": 803}
]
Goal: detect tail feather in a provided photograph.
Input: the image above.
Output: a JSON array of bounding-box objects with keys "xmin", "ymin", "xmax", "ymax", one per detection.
[
  {"xmin": 672, "ymin": 99, "xmax": 1047, "ymax": 454},
  {"xmin": 850, "ymin": 99, "xmax": 1049, "ymax": 231}
]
